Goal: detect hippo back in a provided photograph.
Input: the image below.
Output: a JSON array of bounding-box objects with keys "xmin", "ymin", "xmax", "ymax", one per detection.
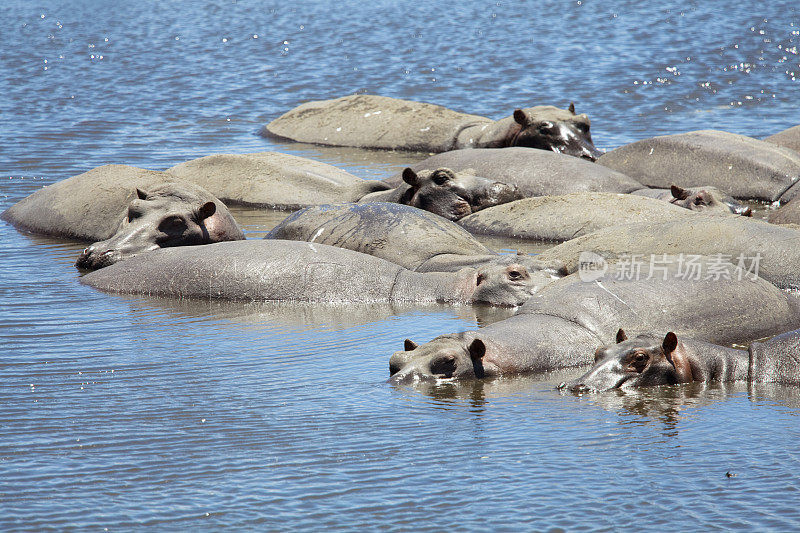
[
  {"xmin": 167, "ymin": 152, "xmax": 389, "ymax": 210},
  {"xmin": 598, "ymin": 130, "xmax": 800, "ymax": 202},
  {"xmin": 1, "ymin": 164, "xmax": 180, "ymax": 241},
  {"xmin": 266, "ymin": 202, "xmax": 492, "ymax": 271},
  {"xmin": 518, "ymin": 259, "xmax": 800, "ymax": 346},
  {"xmin": 261, "ymin": 95, "xmax": 487, "ymax": 152},
  {"xmin": 764, "ymin": 125, "xmax": 800, "ymax": 154},
  {"xmin": 386, "ymin": 148, "xmax": 643, "ymax": 196}
]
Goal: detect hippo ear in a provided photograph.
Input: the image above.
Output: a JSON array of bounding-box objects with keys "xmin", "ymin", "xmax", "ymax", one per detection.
[
  {"xmin": 136, "ymin": 188, "xmax": 148, "ymax": 200},
  {"xmin": 662, "ymin": 332, "xmax": 693, "ymax": 383},
  {"xmin": 670, "ymin": 185, "xmax": 689, "ymax": 200},
  {"xmin": 402, "ymin": 168, "xmax": 421, "ymax": 188},
  {"xmin": 432, "ymin": 169, "xmax": 453, "ymax": 186},
  {"xmin": 404, "ymin": 339, "xmax": 418, "ymax": 351},
  {"xmin": 616, "ymin": 329, "xmax": 628, "ymax": 344},
  {"xmin": 197, "ymin": 201, "xmax": 217, "ymax": 220},
  {"xmin": 568, "ymin": 102, "xmax": 576, "ymax": 114},
  {"xmin": 513, "ymin": 109, "xmax": 529, "ymax": 126}
]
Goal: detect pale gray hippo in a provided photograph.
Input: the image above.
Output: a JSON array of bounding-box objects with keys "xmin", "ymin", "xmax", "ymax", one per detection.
[
  {"xmin": 388, "ymin": 259, "xmax": 800, "ymax": 381},
  {"xmin": 597, "ymin": 130, "xmax": 800, "ymax": 202},
  {"xmin": 261, "ymin": 94, "xmax": 602, "ymax": 160},
  {"xmin": 631, "ymin": 185, "xmax": 752, "ymax": 216},
  {"xmin": 1, "ymin": 164, "xmax": 241, "ymax": 243},
  {"xmin": 166, "ymin": 152, "xmax": 390, "ymax": 210},
  {"xmin": 385, "ymin": 147, "xmax": 643, "ymax": 196},
  {"xmin": 80, "ymin": 240, "xmax": 543, "ymax": 307},
  {"xmin": 559, "ymin": 327, "xmax": 800, "ymax": 392},
  {"xmin": 360, "ymin": 167, "xmax": 523, "ymax": 221},
  {"xmin": 76, "ymin": 183, "xmax": 244, "ymax": 270},
  {"xmin": 457, "ymin": 192, "xmax": 696, "ymax": 241},
  {"xmin": 536, "ymin": 215, "xmax": 800, "ymax": 290},
  {"xmin": 764, "ymin": 125, "xmax": 800, "ymax": 154},
  {"xmin": 265, "ymin": 202, "xmax": 564, "ymax": 283}
]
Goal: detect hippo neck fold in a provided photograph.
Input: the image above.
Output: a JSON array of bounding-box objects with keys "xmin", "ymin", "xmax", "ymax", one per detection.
[
  {"xmin": 415, "ymin": 253, "xmax": 508, "ymax": 273},
  {"xmin": 391, "ymin": 269, "xmax": 477, "ymax": 304},
  {"xmin": 454, "ymin": 117, "xmax": 518, "ymax": 149}
]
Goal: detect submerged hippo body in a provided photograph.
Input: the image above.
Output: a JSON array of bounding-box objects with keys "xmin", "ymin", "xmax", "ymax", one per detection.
[
  {"xmin": 261, "ymin": 94, "xmax": 602, "ymax": 160},
  {"xmin": 266, "ymin": 202, "xmax": 563, "ymax": 281},
  {"xmin": 360, "ymin": 168, "xmax": 523, "ymax": 221},
  {"xmin": 389, "ymin": 260, "xmax": 800, "ymax": 381},
  {"xmin": 385, "ymin": 147, "xmax": 643, "ymax": 197},
  {"xmin": 537, "ymin": 215, "xmax": 800, "ymax": 290},
  {"xmin": 76, "ymin": 183, "xmax": 244, "ymax": 270},
  {"xmin": 167, "ymin": 152, "xmax": 389, "ymax": 210},
  {"xmin": 598, "ymin": 130, "xmax": 800, "ymax": 202},
  {"xmin": 764, "ymin": 125, "xmax": 800, "ymax": 154},
  {"xmin": 80, "ymin": 240, "xmax": 542, "ymax": 307},
  {"xmin": 1, "ymin": 165, "xmax": 241, "ymax": 246},
  {"xmin": 631, "ymin": 185, "xmax": 753, "ymax": 216},
  {"xmin": 560, "ymin": 328, "xmax": 800, "ymax": 392},
  {"xmin": 457, "ymin": 192, "xmax": 696, "ymax": 241}
]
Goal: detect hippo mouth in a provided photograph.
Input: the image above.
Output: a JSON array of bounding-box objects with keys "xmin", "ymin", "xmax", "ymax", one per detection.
[
  {"xmin": 76, "ymin": 248, "xmax": 121, "ymax": 271},
  {"xmin": 557, "ymin": 374, "xmax": 630, "ymax": 394}
]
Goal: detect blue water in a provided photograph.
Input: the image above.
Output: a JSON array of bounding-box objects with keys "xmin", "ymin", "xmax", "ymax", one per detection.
[{"xmin": 2, "ymin": 1, "xmax": 800, "ymax": 530}]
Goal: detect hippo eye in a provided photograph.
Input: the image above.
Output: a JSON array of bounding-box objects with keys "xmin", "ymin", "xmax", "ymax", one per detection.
[
  {"xmin": 575, "ymin": 122, "xmax": 590, "ymax": 133},
  {"xmin": 432, "ymin": 173, "xmax": 450, "ymax": 186},
  {"xmin": 127, "ymin": 205, "xmax": 143, "ymax": 221},
  {"xmin": 159, "ymin": 216, "xmax": 187, "ymax": 232},
  {"xmin": 537, "ymin": 121, "xmax": 555, "ymax": 133},
  {"xmin": 694, "ymin": 196, "xmax": 709, "ymax": 206}
]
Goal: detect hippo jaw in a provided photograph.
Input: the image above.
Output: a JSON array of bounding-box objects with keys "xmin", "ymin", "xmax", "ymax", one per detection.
[
  {"xmin": 511, "ymin": 106, "xmax": 602, "ymax": 161},
  {"xmin": 389, "ymin": 336, "xmax": 495, "ymax": 383},
  {"xmin": 558, "ymin": 330, "xmax": 695, "ymax": 393}
]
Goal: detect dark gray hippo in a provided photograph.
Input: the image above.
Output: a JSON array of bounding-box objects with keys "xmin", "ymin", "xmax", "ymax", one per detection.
[
  {"xmin": 76, "ymin": 183, "xmax": 244, "ymax": 270},
  {"xmin": 80, "ymin": 240, "xmax": 544, "ymax": 307},
  {"xmin": 1, "ymin": 164, "xmax": 241, "ymax": 243},
  {"xmin": 265, "ymin": 202, "xmax": 564, "ymax": 283},
  {"xmin": 559, "ymin": 327, "xmax": 800, "ymax": 392},
  {"xmin": 385, "ymin": 147, "xmax": 643, "ymax": 196},
  {"xmin": 360, "ymin": 167, "xmax": 523, "ymax": 221},
  {"xmin": 598, "ymin": 130, "xmax": 800, "ymax": 202},
  {"xmin": 166, "ymin": 152, "xmax": 390, "ymax": 210},
  {"xmin": 631, "ymin": 185, "xmax": 753, "ymax": 216},
  {"xmin": 388, "ymin": 259, "xmax": 800, "ymax": 381},
  {"xmin": 457, "ymin": 192, "xmax": 696, "ymax": 241},
  {"xmin": 768, "ymin": 196, "xmax": 800, "ymax": 225},
  {"xmin": 261, "ymin": 94, "xmax": 602, "ymax": 160},
  {"xmin": 536, "ymin": 215, "xmax": 800, "ymax": 290},
  {"xmin": 764, "ymin": 125, "xmax": 800, "ymax": 154}
]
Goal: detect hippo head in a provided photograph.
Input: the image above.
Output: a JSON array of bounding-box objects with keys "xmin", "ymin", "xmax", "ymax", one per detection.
[
  {"xmin": 389, "ymin": 334, "xmax": 491, "ymax": 382},
  {"xmin": 467, "ymin": 261, "xmax": 551, "ymax": 307},
  {"xmin": 510, "ymin": 103, "xmax": 602, "ymax": 161},
  {"xmin": 76, "ymin": 183, "xmax": 244, "ymax": 270},
  {"xmin": 558, "ymin": 329, "xmax": 695, "ymax": 393},
  {"xmin": 669, "ymin": 185, "xmax": 752, "ymax": 216},
  {"xmin": 401, "ymin": 167, "xmax": 522, "ymax": 221}
]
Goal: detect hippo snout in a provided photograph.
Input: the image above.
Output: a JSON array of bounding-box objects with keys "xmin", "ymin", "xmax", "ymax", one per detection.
[{"xmin": 75, "ymin": 246, "xmax": 120, "ymax": 271}]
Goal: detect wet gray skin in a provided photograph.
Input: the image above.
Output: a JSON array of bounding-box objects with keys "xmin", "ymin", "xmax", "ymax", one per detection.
[
  {"xmin": 80, "ymin": 240, "xmax": 543, "ymax": 307},
  {"xmin": 388, "ymin": 259, "xmax": 800, "ymax": 383},
  {"xmin": 598, "ymin": 130, "xmax": 800, "ymax": 203},
  {"xmin": 360, "ymin": 167, "xmax": 523, "ymax": 221},
  {"xmin": 75, "ymin": 183, "xmax": 244, "ymax": 270},
  {"xmin": 261, "ymin": 94, "xmax": 602, "ymax": 160},
  {"xmin": 266, "ymin": 201, "xmax": 564, "ymax": 281},
  {"xmin": 631, "ymin": 185, "xmax": 753, "ymax": 216},
  {"xmin": 559, "ymin": 327, "xmax": 800, "ymax": 392},
  {"xmin": 764, "ymin": 124, "xmax": 800, "ymax": 154}
]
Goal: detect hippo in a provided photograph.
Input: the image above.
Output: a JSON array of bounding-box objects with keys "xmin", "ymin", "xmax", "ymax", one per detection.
[
  {"xmin": 388, "ymin": 259, "xmax": 800, "ymax": 382},
  {"xmin": 75, "ymin": 183, "xmax": 244, "ymax": 270},
  {"xmin": 631, "ymin": 185, "xmax": 753, "ymax": 216},
  {"xmin": 457, "ymin": 192, "xmax": 696, "ymax": 242},
  {"xmin": 536, "ymin": 215, "xmax": 800, "ymax": 290},
  {"xmin": 359, "ymin": 167, "xmax": 523, "ymax": 221},
  {"xmin": 764, "ymin": 124, "xmax": 800, "ymax": 154},
  {"xmin": 80, "ymin": 240, "xmax": 544, "ymax": 307},
  {"xmin": 166, "ymin": 152, "xmax": 390, "ymax": 210},
  {"xmin": 265, "ymin": 201, "xmax": 564, "ymax": 282},
  {"xmin": 1, "ymin": 165, "xmax": 242, "ymax": 246},
  {"xmin": 384, "ymin": 147, "xmax": 642, "ymax": 196},
  {"xmin": 768, "ymin": 196, "xmax": 800, "ymax": 225},
  {"xmin": 559, "ymin": 327, "xmax": 800, "ymax": 392},
  {"xmin": 260, "ymin": 94, "xmax": 602, "ymax": 160},
  {"xmin": 597, "ymin": 130, "xmax": 800, "ymax": 203}
]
